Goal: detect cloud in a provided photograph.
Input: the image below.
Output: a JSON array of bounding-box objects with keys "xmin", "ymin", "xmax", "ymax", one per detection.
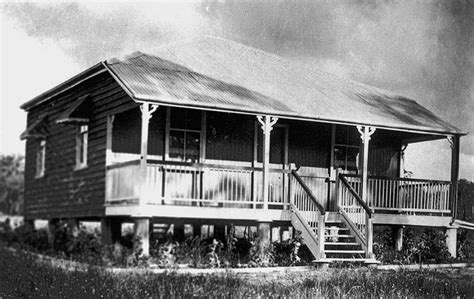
[{"xmin": 2, "ymin": 2, "xmax": 216, "ymax": 66}]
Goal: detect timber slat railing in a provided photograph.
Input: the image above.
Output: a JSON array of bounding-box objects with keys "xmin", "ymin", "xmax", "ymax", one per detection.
[
  {"xmin": 106, "ymin": 159, "xmax": 306, "ymax": 208},
  {"xmin": 290, "ymin": 170, "xmax": 325, "ymax": 259},
  {"xmin": 342, "ymin": 174, "xmax": 451, "ymax": 215},
  {"xmin": 337, "ymin": 173, "xmax": 372, "ymax": 253}
]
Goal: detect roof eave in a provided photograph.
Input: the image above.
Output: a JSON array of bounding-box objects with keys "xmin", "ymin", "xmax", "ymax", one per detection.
[
  {"xmin": 20, "ymin": 63, "xmax": 106, "ymax": 111},
  {"xmin": 132, "ymin": 95, "xmax": 466, "ymax": 137}
]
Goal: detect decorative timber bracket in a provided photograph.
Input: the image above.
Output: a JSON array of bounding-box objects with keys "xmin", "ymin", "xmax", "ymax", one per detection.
[
  {"xmin": 140, "ymin": 103, "xmax": 159, "ymax": 125},
  {"xmin": 257, "ymin": 115, "xmax": 279, "ymax": 134},
  {"xmin": 446, "ymin": 135, "xmax": 454, "ymax": 149},
  {"xmin": 356, "ymin": 125, "xmax": 376, "ymax": 143}
]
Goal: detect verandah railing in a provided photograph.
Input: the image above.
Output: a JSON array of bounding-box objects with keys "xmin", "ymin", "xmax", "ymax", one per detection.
[
  {"xmin": 342, "ymin": 174, "xmax": 451, "ymax": 215},
  {"xmin": 337, "ymin": 173, "xmax": 372, "ymax": 256},
  {"xmin": 107, "ymin": 160, "xmax": 329, "ymax": 208},
  {"xmin": 289, "ymin": 169, "xmax": 326, "ymax": 260}
]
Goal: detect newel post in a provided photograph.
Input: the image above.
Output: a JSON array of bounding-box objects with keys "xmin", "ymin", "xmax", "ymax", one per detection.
[
  {"xmin": 357, "ymin": 125, "xmax": 375, "ymax": 258},
  {"xmin": 448, "ymin": 135, "xmax": 460, "ymax": 221},
  {"xmin": 139, "ymin": 103, "xmax": 159, "ymax": 205},
  {"xmin": 257, "ymin": 115, "xmax": 278, "ymax": 210}
]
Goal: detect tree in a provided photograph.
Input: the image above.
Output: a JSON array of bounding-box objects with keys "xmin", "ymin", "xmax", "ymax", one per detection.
[
  {"xmin": 458, "ymin": 179, "xmax": 474, "ymax": 222},
  {"xmin": 0, "ymin": 154, "xmax": 24, "ymax": 215}
]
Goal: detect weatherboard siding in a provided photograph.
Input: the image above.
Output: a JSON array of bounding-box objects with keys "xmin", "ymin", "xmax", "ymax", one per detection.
[{"xmin": 24, "ymin": 72, "xmax": 137, "ymax": 219}]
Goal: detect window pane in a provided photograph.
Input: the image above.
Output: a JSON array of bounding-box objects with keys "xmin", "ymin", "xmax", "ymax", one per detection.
[
  {"xmin": 169, "ymin": 130, "xmax": 185, "ymax": 159},
  {"xmin": 347, "ymin": 147, "xmax": 359, "ymax": 170},
  {"xmin": 186, "ymin": 132, "xmax": 200, "ymax": 160},
  {"xmin": 80, "ymin": 132, "xmax": 87, "ymax": 164},
  {"xmin": 347, "ymin": 127, "xmax": 360, "ymax": 146},
  {"xmin": 185, "ymin": 109, "xmax": 201, "ymax": 130},
  {"xmin": 335, "ymin": 126, "xmax": 348, "ymax": 145},
  {"xmin": 334, "ymin": 146, "xmax": 346, "ymax": 168},
  {"xmin": 170, "ymin": 108, "xmax": 186, "ymax": 129}
]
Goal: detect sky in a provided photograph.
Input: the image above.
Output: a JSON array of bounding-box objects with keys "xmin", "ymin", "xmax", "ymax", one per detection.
[{"xmin": 0, "ymin": 1, "xmax": 473, "ymax": 180}]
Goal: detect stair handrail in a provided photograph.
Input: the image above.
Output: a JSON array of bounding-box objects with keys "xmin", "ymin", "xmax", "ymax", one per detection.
[
  {"xmin": 291, "ymin": 170, "xmax": 326, "ymax": 215},
  {"xmin": 290, "ymin": 168, "xmax": 326, "ymax": 260},
  {"xmin": 338, "ymin": 174, "xmax": 372, "ymax": 217},
  {"xmin": 337, "ymin": 172, "xmax": 374, "ymax": 258}
]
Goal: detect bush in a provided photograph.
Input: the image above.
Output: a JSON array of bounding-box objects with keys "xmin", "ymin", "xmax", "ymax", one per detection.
[{"xmin": 374, "ymin": 227, "xmax": 452, "ymax": 264}]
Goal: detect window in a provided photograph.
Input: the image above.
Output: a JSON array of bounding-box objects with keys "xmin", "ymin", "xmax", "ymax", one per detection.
[
  {"xmin": 334, "ymin": 125, "xmax": 359, "ymax": 171},
  {"xmin": 168, "ymin": 108, "xmax": 201, "ymax": 161},
  {"xmin": 36, "ymin": 140, "xmax": 46, "ymax": 177},
  {"xmin": 76, "ymin": 124, "xmax": 88, "ymax": 169}
]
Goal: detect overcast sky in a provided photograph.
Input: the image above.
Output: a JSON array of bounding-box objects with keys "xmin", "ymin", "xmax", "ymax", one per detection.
[{"xmin": 1, "ymin": 1, "xmax": 473, "ymax": 180}]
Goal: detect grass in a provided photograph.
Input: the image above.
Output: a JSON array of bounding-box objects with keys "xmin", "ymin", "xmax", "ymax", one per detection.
[{"xmin": 1, "ymin": 246, "xmax": 473, "ymax": 298}]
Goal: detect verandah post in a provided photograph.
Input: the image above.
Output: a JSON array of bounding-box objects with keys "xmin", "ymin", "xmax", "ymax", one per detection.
[
  {"xmin": 449, "ymin": 135, "xmax": 460, "ymax": 221},
  {"xmin": 357, "ymin": 125, "xmax": 375, "ymax": 258},
  {"xmin": 139, "ymin": 103, "xmax": 158, "ymax": 206},
  {"xmin": 257, "ymin": 115, "xmax": 278, "ymax": 210},
  {"xmin": 137, "ymin": 103, "xmax": 158, "ymax": 256}
]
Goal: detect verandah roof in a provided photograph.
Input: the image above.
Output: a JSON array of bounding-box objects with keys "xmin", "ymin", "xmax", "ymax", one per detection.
[{"xmin": 22, "ymin": 36, "xmax": 462, "ymax": 136}]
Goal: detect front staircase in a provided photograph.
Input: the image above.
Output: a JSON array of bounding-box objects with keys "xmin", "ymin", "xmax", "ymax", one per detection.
[
  {"xmin": 290, "ymin": 170, "xmax": 379, "ymax": 265},
  {"xmin": 323, "ymin": 213, "xmax": 375, "ymax": 263}
]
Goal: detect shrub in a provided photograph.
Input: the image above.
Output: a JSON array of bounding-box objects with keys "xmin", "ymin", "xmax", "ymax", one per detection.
[{"xmin": 374, "ymin": 227, "xmax": 452, "ymax": 264}]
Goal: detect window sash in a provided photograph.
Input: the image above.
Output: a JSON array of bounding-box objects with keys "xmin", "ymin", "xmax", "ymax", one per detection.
[
  {"xmin": 167, "ymin": 108, "xmax": 202, "ymax": 162},
  {"xmin": 334, "ymin": 126, "xmax": 359, "ymax": 171},
  {"xmin": 36, "ymin": 140, "xmax": 45, "ymax": 177},
  {"xmin": 76, "ymin": 125, "xmax": 88, "ymax": 168}
]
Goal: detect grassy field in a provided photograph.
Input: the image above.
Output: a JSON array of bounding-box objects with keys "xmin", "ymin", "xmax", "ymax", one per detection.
[{"xmin": 1, "ymin": 247, "xmax": 473, "ymax": 297}]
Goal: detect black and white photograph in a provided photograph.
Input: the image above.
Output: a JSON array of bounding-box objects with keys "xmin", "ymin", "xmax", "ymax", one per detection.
[{"xmin": 1, "ymin": 0, "xmax": 473, "ymax": 297}]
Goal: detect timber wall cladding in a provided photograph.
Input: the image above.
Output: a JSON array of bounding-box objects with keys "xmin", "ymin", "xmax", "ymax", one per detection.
[{"xmin": 24, "ymin": 72, "xmax": 137, "ymax": 219}]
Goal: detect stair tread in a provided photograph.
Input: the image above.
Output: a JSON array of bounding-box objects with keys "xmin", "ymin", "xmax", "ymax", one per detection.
[
  {"xmin": 324, "ymin": 249, "xmax": 365, "ymax": 253},
  {"xmin": 325, "ymin": 242, "xmax": 359, "ymax": 245},
  {"xmin": 325, "ymin": 234, "xmax": 353, "ymax": 237},
  {"xmin": 325, "ymin": 227, "xmax": 349, "ymax": 230},
  {"xmin": 318, "ymin": 258, "xmax": 380, "ymax": 263}
]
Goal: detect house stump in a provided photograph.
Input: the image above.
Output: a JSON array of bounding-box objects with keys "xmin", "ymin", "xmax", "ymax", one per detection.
[
  {"xmin": 134, "ymin": 218, "xmax": 150, "ymax": 256},
  {"xmin": 101, "ymin": 217, "xmax": 122, "ymax": 245},
  {"xmin": 445, "ymin": 227, "xmax": 457, "ymax": 258},
  {"xmin": 393, "ymin": 226, "xmax": 403, "ymax": 251}
]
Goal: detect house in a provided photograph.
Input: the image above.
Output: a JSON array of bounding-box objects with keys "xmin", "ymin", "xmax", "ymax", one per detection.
[{"xmin": 20, "ymin": 37, "xmax": 466, "ymax": 263}]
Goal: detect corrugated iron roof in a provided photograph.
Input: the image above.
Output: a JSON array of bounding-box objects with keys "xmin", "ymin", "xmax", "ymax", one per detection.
[
  {"xmin": 105, "ymin": 37, "xmax": 461, "ymax": 135},
  {"xmin": 22, "ymin": 36, "xmax": 461, "ymax": 135}
]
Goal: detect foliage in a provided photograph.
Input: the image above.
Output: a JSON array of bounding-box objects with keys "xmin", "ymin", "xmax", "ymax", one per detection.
[
  {"xmin": 248, "ymin": 237, "xmax": 275, "ymax": 267},
  {"xmin": 374, "ymin": 227, "xmax": 453, "ymax": 264},
  {"xmin": 1, "ymin": 246, "xmax": 473, "ymax": 298},
  {"xmin": 0, "ymin": 223, "xmax": 315, "ymax": 269},
  {"xmin": 272, "ymin": 230, "xmax": 304, "ymax": 266},
  {"xmin": 458, "ymin": 179, "xmax": 474, "ymax": 222},
  {"xmin": 0, "ymin": 154, "xmax": 24, "ymax": 215}
]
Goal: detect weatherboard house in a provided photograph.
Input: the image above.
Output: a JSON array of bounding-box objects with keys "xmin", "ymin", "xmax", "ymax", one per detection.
[{"xmin": 20, "ymin": 37, "xmax": 466, "ymax": 263}]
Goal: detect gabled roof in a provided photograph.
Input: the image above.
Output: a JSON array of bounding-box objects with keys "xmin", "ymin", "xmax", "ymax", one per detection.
[{"xmin": 22, "ymin": 36, "xmax": 463, "ymax": 135}]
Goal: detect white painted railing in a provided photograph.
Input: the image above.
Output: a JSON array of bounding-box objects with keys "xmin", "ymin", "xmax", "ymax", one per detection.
[
  {"xmin": 343, "ymin": 174, "xmax": 451, "ymax": 215},
  {"xmin": 106, "ymin": 160, "xmax": 141, "ymax": 203},
  {"xmin": 106, "ymin": 160, "xmax": 317, "ymax": 209}
]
